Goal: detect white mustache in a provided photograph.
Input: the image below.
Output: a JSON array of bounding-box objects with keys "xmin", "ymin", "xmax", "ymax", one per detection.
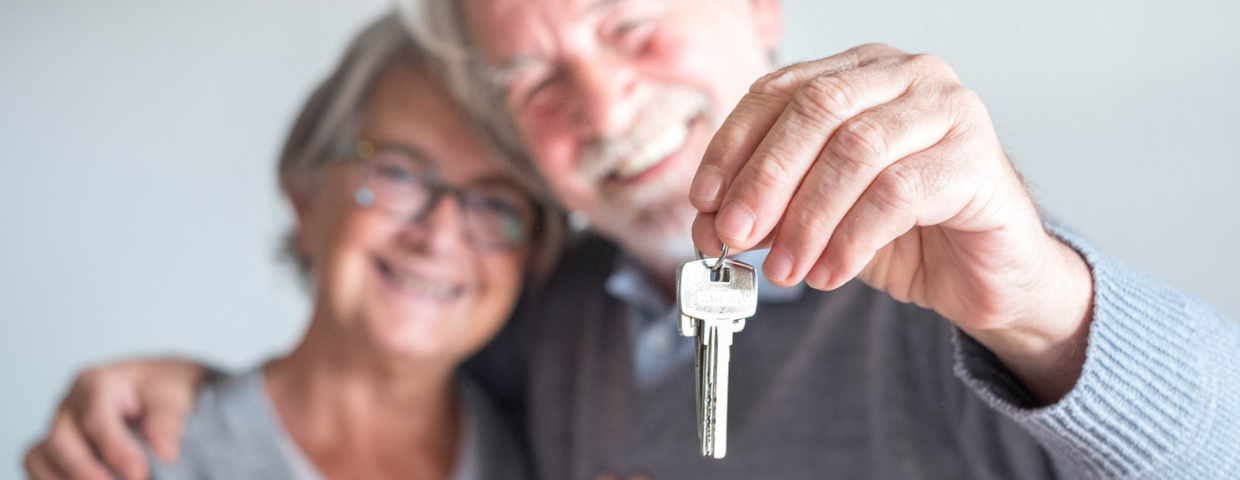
[{"xmin": 578, "ymin": 88, "xmax": 711, "ymax": 181}]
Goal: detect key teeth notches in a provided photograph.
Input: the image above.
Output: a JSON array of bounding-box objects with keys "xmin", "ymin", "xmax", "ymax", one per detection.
[
  {"xmin": 701, "ymin": 359, "xmax": 719, "ymax": 458},
  {"xmin": 703, "ymin": 379, "xmax": 714, "ymax": 454},
  {"xmin": 701, "ymin": 381, "xmax": 726, "ymax": 459}
]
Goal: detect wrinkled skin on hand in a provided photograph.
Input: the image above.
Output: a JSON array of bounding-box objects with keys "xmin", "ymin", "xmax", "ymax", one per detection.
[
  {"xmin": 24, "ymin": 359, "xmax": 207, "ymax": 480},
  {"xmin": 689, "ymin": 44, "xmax": 1094, "ymax": 404}
]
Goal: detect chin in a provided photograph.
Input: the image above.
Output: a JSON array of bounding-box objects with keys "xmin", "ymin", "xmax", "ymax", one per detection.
[
  {"xmin": 596, "ymin": 198, "xmax": 698, "ymax": 268},
  {"xmin": 365, "ymin": 310, "xmax": 470, "ymax": 363}
]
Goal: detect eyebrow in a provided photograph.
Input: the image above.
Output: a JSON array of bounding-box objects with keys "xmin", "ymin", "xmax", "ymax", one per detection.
[
  {"xmin": 373, "ymin": 141, "xmax": 438, "ymax": 166},
  {"xmin": 374, "ymin": 142, "xmax": 530, "ymax": 192},
  {"xmin": 467, "ymin": 173, "xmax": 531, "ymax": 191}
]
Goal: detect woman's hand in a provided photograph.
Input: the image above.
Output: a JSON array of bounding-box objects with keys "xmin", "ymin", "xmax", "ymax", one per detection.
[{"xmin": 24, "ymin": 358, "xmax": 208, "ymax": 480}]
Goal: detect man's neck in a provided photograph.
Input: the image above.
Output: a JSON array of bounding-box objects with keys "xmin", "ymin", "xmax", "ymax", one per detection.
[
  {"xmin": 612, "ymin": 237, "xmax": 697, "ymax": 302},
  {"xmin": 630, "ymin": 253, "xmax": 679, "ymax": 300}
]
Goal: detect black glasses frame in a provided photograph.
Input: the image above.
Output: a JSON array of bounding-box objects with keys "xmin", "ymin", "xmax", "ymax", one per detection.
[{"xmin": 334, "ymin": 141, "xmax": 544, "ymax": 250}]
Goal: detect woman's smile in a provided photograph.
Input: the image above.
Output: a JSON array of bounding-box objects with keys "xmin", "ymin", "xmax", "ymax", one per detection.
[{"xmin": 373, "ymin": 255, "xmax": 466, "ymax": 303}]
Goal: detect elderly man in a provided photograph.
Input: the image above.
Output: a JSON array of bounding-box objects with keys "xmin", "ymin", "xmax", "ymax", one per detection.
[
  {"xmin": 28, "ymin": 0, "xmax": 1239, "ymax": 479},
  {"xmin": 411, "ymin": 0, "xmax": 1238, "ymax": 476}
]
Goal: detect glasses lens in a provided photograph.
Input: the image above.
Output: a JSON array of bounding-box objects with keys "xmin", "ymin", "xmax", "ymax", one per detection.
[
  {"xmin": 463, "ymin": 185, "xmax": 537, "ymax": 249},
  {"xmin": 361, "ymin": 148, "xmax": 434, "ymax": 218}
]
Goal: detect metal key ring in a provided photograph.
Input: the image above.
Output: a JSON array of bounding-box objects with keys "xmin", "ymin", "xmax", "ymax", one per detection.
[{"xmin": 695, "ymin": 243, "xmax": 730, "ymax": 272}]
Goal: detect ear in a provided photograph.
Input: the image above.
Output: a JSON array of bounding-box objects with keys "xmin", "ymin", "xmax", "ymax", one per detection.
[
  {"xmin": 289, "ymin": 191, "xmax": 316, "ymax": 261},
  {"xmin": 747, "ymin": 0, "xmax": 783, "ymax": 53}
]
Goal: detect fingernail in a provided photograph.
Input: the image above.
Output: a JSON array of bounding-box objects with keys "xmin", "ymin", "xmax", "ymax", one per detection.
[
  {"xmin": 716, "ymin": 202, "xmax": 755, "ymax": 241},
  {"xmin": 764, "ymin": 248, "xmax": 793, "ymax": 283},
  {"xmin": 690, "ymin": 167, "xmax": 724, "ymax": 204},
  {"xmin": 806, "ymin": 264, "xmax": 831, "ymax": 290}
]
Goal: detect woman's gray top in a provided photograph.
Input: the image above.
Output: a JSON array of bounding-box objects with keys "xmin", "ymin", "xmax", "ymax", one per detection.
[{"xmin": 143, "ymin": 367, "xmax": 528, "ymax": 480}]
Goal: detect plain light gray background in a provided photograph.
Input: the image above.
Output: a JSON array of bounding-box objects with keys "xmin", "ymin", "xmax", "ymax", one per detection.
[{"xmin": 2, "ymin": 1, "xmax": 1237, "ymax": 478}]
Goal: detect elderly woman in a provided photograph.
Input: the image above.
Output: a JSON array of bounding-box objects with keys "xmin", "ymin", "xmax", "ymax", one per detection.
[{"xmin": 25, "ymin": 13, "xmax": 560, "ymax": 480}]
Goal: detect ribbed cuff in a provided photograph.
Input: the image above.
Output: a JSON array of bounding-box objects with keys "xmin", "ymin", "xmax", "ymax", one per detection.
[{"xmin": 953, "ymin": 226, "xmax": 1223, "ymax": 478}]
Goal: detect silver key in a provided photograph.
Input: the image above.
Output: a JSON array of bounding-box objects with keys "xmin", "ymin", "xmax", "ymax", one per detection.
[{"xmin": 676, "ymin": 245, "xmax": 758, "ymax": 459}]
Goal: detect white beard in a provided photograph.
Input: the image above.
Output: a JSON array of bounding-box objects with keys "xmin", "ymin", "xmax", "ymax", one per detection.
[
  {"xmin": 571, "ymin": 85, "xmax": 717, "ymax": 274},
  {"xmin": 590, "ymin": 194, "xmax": 699, "ymax": 275}
]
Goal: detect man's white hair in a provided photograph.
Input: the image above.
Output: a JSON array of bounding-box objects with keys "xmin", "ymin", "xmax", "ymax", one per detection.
[{"xmin": 395, "ymin": 0, "xmax": 528, "ymax": 167}]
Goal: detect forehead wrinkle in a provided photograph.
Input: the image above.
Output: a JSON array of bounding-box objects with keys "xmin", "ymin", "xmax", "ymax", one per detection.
[
  {"xmin": 475, "ymin": 0, "xmax": 616, "ymax": 71},
  {"xmin": 584, "ymin": 0, "xmax": 621, "ymax": 14},
  {"xmin": 362, "ymin": 140, "xmax": 440, "ymax": 168}
]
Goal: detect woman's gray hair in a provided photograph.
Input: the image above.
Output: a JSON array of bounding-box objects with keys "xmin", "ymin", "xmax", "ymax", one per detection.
[
  {"xmin": 278, "ymin": 11, "xmax": 566, "ymax": 285},
  {"xmin": 279, "ymin": 14, "xmax": 415, "ymax": 199}
]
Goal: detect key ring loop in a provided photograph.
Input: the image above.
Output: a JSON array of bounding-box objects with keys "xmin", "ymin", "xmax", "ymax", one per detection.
[{"xmin": 695, "ymin": 243, "xmax": 730, "ymax": 272}]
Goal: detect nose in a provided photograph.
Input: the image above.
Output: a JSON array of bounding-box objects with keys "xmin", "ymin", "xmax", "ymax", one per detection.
[
  {"xmin": 568, "ymin": 52, "xmax": 641, "ymax": 139},
  {"xmin": 403, "ymin": 193, "xmax": 470, "ymax": 254}
]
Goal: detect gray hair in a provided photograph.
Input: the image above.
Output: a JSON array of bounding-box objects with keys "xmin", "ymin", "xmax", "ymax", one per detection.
[
  {"xmin": 395, "ymin": 0, "xmax": 530, "ymax": 173},
  {"xmin": 394, "ymin": 0, "xmax": 781, "ymax": 164},
  {"xmin": 278, "ymin": 11, "xmax": 565, "ymax": 284},
  {"xmin": 278, "ymin": 14, "xmax": 416, "ymax": 199}
]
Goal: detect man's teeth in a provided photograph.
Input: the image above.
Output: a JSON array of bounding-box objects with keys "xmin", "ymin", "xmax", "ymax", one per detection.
[
  {"xmin": 387, "ymin": 267, "xmax": 458, "ymax": 300},
  {"xmin": 613, "ymin": 121, "xmax": 689, "ymax": 179}
]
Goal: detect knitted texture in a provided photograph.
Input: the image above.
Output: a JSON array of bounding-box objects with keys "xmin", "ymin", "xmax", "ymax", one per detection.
[{"xmin": 955, "ymin": 228, "xmax": 1240, "ymax": 478}]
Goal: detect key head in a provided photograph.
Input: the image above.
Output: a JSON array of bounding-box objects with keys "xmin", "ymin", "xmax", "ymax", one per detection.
[{"xmin": 677, "ymin": 258, "xmax": 758, "ymax": 322}]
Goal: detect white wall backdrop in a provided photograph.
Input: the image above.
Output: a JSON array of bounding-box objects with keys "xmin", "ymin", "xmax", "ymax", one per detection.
[
  {"xmin": 1, "ymin": 1, "xmax": 1237, "ymax": 478},
  {"xmin": 0, "ymin": 2, "xmax": 390, "ymax": 478}
]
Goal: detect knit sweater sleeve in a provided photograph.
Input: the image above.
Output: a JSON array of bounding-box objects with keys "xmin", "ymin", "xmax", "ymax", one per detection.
[{"xmin": 952, "ymin": 227, "xmax": 1240, "ymax": 479}]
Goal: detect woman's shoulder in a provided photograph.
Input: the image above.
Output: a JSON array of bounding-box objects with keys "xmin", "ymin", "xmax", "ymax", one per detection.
[{"xmin": 143, "ymin": 367, "xmax": 309, "ymax": 480}]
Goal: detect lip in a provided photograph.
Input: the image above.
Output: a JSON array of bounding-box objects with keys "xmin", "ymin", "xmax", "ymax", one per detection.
[
  {"xmin": 603, "ymin": 114, "xmax": 705, "ymax": 188},
  {"xmin": 373, "ymin": 257, "xmax": 465, "ymax": 304}
]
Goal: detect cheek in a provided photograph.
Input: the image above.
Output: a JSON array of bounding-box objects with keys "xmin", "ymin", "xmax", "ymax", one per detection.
[
  {"xmin": 480, "ymin": 253, "xmax": 525, "ymax": 309},
  {"xmin": 456, "ymin": 252, "xmax": 526, "ymax": 352},
  {"xmin": 521, "ymin": 117, "xmax": 598, "ymax": 211},
  {"xmin": 524, "ymin": 120, "xmax": 575, "ymax": 173},
  {"xmin": 520, "ymin": 102, "xmax": 577, "ymax": 167},
  {"xmin": 318, "ymin": 210, "xmax": 396, "ymax": 298},
  {"xmin": 651, "ymin": 7, "xmax": 770, "ymax": 114},
  {"xmin": 335, "ymin": 210, "xmax": 395, "ymax": 260}
]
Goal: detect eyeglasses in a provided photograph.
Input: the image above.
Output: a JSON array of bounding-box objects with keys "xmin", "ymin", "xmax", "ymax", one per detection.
[{"xmin": 335, "ymin": 141, "xmax": 540, "ymax": 250}]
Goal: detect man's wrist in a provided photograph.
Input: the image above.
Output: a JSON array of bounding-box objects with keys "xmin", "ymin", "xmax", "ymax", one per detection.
[{"xmin": 963, "ymin": 235, "xmax": 1095, "ymax": 405}]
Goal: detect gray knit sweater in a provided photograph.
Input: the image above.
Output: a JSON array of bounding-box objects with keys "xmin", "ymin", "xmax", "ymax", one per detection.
[
  {"xmin": 466, "ymin": 227, "xmax": 1239, "ymax": 479},
  {"xmin": 956, "ymin": 228, "xmax": 1240, "ymax": 478}
]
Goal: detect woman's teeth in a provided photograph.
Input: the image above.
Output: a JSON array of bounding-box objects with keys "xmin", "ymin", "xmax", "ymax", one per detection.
[
  {"xmin": 382, "ymin": 262, "xmax": 461, "ymax": 300},
  {"xmin": 612, "ymin": 121, "xmax": 690, "ymax": 179}
]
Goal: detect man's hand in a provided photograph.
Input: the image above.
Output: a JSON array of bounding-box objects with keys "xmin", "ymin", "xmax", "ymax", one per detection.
[
  {"xmin": 24, "ymin": 359, "xmax": 208, "ymax": 480},
  {"xmin": 689, "ymin": 44, "xmax": 1094, "ymax": 404}
]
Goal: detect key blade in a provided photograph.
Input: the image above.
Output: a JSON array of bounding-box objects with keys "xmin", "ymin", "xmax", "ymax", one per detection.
[
  {"xmin": 694, "ymin": 328, "xmax": 703, "ymax": 441},
  {"xmin": 677, "ymin": 257, "xmax": 755, "ymax": 460},
  {"xmin": 700, "ymin": 320, "xmax": 733, "ymax": 458}
]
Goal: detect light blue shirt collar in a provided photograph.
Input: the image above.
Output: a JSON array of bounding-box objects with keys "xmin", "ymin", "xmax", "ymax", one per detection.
[{"xmin": 603, "ymin": 249, "xmax": 805, "ymax": 388}]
